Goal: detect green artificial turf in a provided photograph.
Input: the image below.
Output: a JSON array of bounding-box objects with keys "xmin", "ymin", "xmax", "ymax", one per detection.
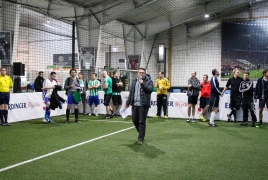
[
  {"xmin": 222, "ymin": 69, "xmax": 263, "ymax": 79},
  {"xmin": 0, "ymin": 115, "xmax": 268, "ymax": 180}
]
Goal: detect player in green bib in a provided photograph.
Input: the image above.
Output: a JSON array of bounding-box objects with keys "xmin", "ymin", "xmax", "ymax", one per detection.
[
  {"xmin": 87, "ymin": 73, "xmax": 100, "ymax": 116},
  {"xmin": 102, "ymin": 70, "xmax": 113, "ymax": 119}
]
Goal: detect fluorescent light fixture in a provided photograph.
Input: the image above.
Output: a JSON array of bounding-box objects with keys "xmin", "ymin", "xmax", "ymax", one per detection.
[
  {"xmin": 44, "ymin": 23, "xmax": 56, "ymax": 29},
  {"xmin": 159, "ymin": 44, "xmax": 165, "ymax": 62},
  {"xmin": 205, "ymin": 14, "xmax": 209, "ymax": 18},
  {"xmin": 47, "ymin": 20, "xmax": 50, "ymax": 23}
]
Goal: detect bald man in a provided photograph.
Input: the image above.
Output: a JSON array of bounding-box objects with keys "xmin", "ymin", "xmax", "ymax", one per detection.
[{"xmin": 102, "ymin": 71, "xmax": 113, "ymax": 119}]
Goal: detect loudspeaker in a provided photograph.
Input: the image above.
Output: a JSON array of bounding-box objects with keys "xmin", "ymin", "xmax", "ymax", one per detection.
[
  {"xmin": 13, "ymin": 62, "xmax": 25, "ymax": 76},
  {"xmin": 21, "ymin": 64, "xmax": 25, "ymax": 76}
]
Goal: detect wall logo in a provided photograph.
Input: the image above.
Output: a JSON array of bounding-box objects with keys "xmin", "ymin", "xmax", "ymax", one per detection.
[
  {"xmin": 173, "ymin": 101, "xmax": 188, "ymax": 108},
  {"xmin": 28, "ymin": 102, "xmax": 41, "ymax": 109},
  {"xmin": 8, "ymin": 103, "xmax": 27, "ymax": 110},
  {"xmin": 225, "ymin": 103, "xmax": 230, "ymax": 108}
]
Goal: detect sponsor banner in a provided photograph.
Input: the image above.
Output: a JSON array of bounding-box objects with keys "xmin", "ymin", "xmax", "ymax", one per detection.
[{"xmin": 8, "ymin": 92, "xmax": 268, "ymax": 123}]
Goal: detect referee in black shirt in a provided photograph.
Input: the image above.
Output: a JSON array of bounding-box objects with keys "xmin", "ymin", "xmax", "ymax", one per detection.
[{"xmin": 222, "ymin": 68, "xmax": 243, "ymax": 122}]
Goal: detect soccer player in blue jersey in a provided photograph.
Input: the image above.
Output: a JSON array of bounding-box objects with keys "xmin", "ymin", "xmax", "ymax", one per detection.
[{"xmin": 42, "ymin": 72, "xmax": 57, "ymax": 123}]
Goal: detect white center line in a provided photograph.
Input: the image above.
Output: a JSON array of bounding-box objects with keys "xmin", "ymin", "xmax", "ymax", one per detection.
[{"xmin": 0, "ymin": 126, "xmax": 135, "ymax": 172}]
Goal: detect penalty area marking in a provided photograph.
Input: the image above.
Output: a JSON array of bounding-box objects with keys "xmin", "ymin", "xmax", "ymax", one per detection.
[{"xmin": 0, "ymin": 126, "xmax": 135, "ymax": 172}]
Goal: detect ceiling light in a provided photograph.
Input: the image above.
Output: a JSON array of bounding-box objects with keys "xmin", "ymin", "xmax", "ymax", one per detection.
[
  {"xmin": 205, "ymin": 14, "xmax": 209, "ymax": 18},
  {"xmin": 47, "ymin": 20, "xmax": 50, "ymax": 23}
]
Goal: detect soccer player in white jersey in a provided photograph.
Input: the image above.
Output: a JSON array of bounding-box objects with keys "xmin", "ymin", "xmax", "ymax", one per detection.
[
  {"xmin": 88, "ymin": 73, "xmax": 100, "ymax": 116},
  {"xmin": 42, "ymin": 72, "xmax": 57, "ymax": 123}
]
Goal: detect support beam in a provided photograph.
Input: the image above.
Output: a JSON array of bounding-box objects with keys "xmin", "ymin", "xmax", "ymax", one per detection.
[
  {"xmin": 168, "ymin": 28, "xmax": 172, "ymax": 83},
  {"xmin": 72, "ymin": 21, "xmax": 75, "ymax": 68}
]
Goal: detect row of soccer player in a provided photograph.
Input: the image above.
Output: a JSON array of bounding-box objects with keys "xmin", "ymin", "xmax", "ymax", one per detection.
[
  {"xmin": 182, "ymin": 68, "xmax": 266, "ymax": 127},
  {"xmin": 40, "ymin": 69, "xmax": 125, "ymax": 123}
]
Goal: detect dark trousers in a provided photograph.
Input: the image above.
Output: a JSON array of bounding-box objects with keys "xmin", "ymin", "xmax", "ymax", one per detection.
[
  {"xmin": 132, "ymin": 106, "xmax": 150, "ymax": 141},
  {"xmin": 157, "ymin": 94, "xmax": 167, "ymax": 116},
  {"xmin": 242, "ymin": 97, "xmax": 257, "ymax": 123}
]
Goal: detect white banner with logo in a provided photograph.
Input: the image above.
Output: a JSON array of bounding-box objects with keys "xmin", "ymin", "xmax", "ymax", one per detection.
[{"xmin": 8, "ymin": 92, "xmax": 268, "ymax": 123}]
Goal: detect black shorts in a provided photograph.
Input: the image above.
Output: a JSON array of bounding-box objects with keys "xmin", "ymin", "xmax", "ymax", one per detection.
[
  {"xmin": 112, "ymin": 95, "xmax": 122, "ymax": 105},
  {"xmin": 188, "ymin": 96, "xmax": 198, "ymax": 105},
  {"xmin": 210, "ymin": 95, "xmax": 219, "ymax": 108},
  {"xmin": 230, "ymin": 94, "xmax": 242, "ymax": 110},
  {"xmin": 200, "ymin": 97, "xmax": 210, "ymax": 109},
  {"xmin": 81, "ymin": 93, "xmax": 86, "ymax": 103},
  {"xmin": 259, "ymin": 99, "xmax": 268, "ymax": 108},
  {"xmin": 0, "ymin": 92, "xmax": 10, "ymax": 105},
  {"xmin": 104, "ymin": 94, "xmax": 112, "ymax": 106}
]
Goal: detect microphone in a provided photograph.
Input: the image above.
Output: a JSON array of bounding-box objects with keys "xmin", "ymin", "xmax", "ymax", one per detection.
[{"xmin": 139, "ymin": 76, "xmax": 143, "ymax": 83}]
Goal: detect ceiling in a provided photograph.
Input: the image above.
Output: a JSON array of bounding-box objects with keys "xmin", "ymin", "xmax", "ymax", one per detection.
[{"xmin": 7, "ymin": 0, "xmax": 268, "ymax": 41}]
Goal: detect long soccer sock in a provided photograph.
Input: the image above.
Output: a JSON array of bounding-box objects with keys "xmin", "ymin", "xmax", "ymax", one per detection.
[
  {"xmin": 210, "ymin": 112, "xmax": 215, "ymax": 124},
  {"xmin": 46, "ymin": 107, "xmax": 50, "ymax": 120},
  {"xmin": 3, "ymin": 110, "xmax": 8, "ymax": 123},
  {"xmin": 94, "ymin": 107, "xmax": 98, "ymax": 115},
  {"xmin": 74, "ymin": 108, "xmax": 78, "ymax": 120},
  {"xmin": 0, "ymin": 110, "xmax": 3, "ymax": 123},
  {"xmin": 66, "ymin": 109, "xmax": 70, "ymax": 121}
]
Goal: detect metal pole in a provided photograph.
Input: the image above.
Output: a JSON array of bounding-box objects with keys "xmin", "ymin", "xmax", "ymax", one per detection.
[{"xmin": 72, "ymin": 21, "xmax": 75, "ymax": 68}]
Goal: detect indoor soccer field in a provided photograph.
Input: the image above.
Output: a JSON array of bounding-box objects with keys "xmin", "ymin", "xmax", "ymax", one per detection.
[{"xmin": 1, "ymin": 115, "xmax": 268, "ymax": 180}]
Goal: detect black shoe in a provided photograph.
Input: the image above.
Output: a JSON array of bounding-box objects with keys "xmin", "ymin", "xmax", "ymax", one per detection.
[
  {"xmin": 75, "ymin": 120, "xmax": 81, "ymax": 123},
  {"xmin": 240, "ymin": 122, "xmax": 248, "ymax": 126},
  {"xmin": 233, "ymin": 119, "xmax": 237, "ymax": 123},
  {"xmin": 91, "ymin": 113, "xmax": 96, "ymax": 116},
  {"xmin": 209, "ymin": 123, "xmax": 217, "ymax": 127},
  {"xmin": 137, "ymin": 139, "xmax": 144, "ymax": 145},
  {"xmin": 6, "ymin": 123, "xmax": 11, "ymax": 126},
  {"xmin": 103, "ymin": 115, "xmax": 110, "ymax": 119},
  {"xmin": 64, "ymin": 120, "xmax": 69, "ymax": 124},
  {"xmin": 251, "ymin": 123, "xmax": 256, "ymax": 127},
  {"xmin": 1, "ymin": 123, "xmax": 7, "ymax": 126}
]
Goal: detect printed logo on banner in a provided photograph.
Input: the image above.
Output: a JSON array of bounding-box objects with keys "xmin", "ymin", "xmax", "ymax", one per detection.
[
  {"xmin": 225, "ymin": 103, "xmax": 230, "ymax": 108},
  {"xmin": 100, "ymin": 99, "xmax": 104, "ymax": 104},
  {"xmin": 28, "ymin": 102, "xmax": 41, "ymax": 109},
  {"xmin": 8, "ymin": 103, "xmax": 27, "ymax": 110}
]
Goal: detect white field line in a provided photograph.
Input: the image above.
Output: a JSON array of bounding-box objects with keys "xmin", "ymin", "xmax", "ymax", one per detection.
[
  {"xmin": 63, "ymin": 118, "xmax": 132, "ymax": 123},
  {"xmin": 0, "ymin": 126, "xmax": 135, "ymax": 172}
]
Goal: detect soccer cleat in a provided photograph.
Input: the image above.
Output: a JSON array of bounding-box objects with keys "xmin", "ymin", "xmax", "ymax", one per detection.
[
  {"xmin": 240, "ymin": 122, "xmax": 248, "ymax": 126},
  {"xmin": 227, "ymin": 114, "xmax": 231, "ymax": 122},
  {"xmin": 209, "ymin": 123, "xmax": 217, "ymax": 127},
  {"xmin": 137, "ymin": 139, "xmax": 144, "ymax": 145},
  {"xmin": 75, "ymin": 120, "xmax": 81, "ymax": 123},
  {"xmin": 251, "ymin": 123, "xmax": 256, "ymax": 127},
  {"xmin": 48, "ymin": 119, "xmax": 54, "ymax": 124},
  {"xmin": 83, "ymin": 112, "xmax": 88, "ymax": 115},
  {"xmin": 88, "ymin": 113, "xmax": 92, "ymax": 116},
  {"xmin": 1, "ymin": 123, "xmax": 7, "ymax": 126},
  {"xmin": 64, "ymin": 120, "xmax": 69, "ymax": 124},
  {"xmin": 154, "ymin": 115, "xmax": 160, "ymax": 118},
  {"xmin": 164, "ymin": 115, "xmax": 168, "ymax": 119},
  {"xmin": 202, "ymin": 117, "xmax": 207, "ymax": 122},
  {"xmin": 192, "ymin": 119, "xmax": 195, "ymax": 123},
  {"xmin": 5, "ymin": 123, "xmax": 11, "ymax": 126},
  {"xmin": 186, "ymin": 119, "xmax": 190, "ymax": 123},
  {"xmin": 199, "ymin": 115, "xmax": 204, "ymax": 120},
  {"xmin": 256, "ymin": 123, "xmax": 263, "ymax": 128},
  {"xmin": 43, "ymin": 118, "xmax": 48, "ymax": 123}
]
